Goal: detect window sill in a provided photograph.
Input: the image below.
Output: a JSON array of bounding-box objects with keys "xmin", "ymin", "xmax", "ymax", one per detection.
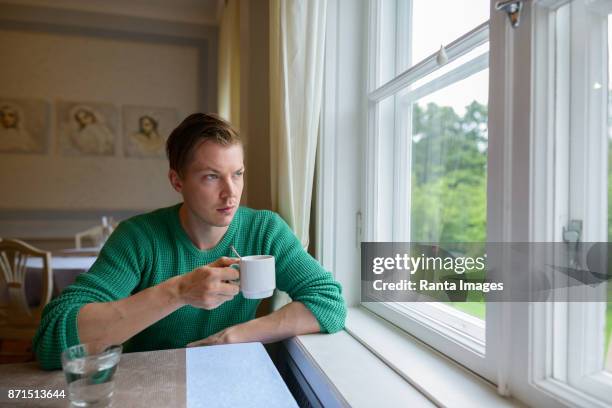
[{"xmin": 284, "ymin": 306, "xmax": 524, "ymax": 407}]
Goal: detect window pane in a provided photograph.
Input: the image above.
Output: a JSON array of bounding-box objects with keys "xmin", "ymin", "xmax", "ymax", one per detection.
[
  {"xmin": 405, "ymin": 68, "xmax": 488, "ymax": 319},
  {"xmin": 377, "ymin": 0, "xmax": 489, "ymax": 87},
  {"xmin": 403, "ymin": 0, "xmax": 489, "ymax": 69},
  {"xmin": 407, "ymin": 69, "xmax": 488, "ymax": 243}
]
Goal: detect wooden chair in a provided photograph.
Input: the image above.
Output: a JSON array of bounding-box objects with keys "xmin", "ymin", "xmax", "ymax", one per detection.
[
  {"xmin": 74, "ymin": 225, "xmax": 105, "ymax": 249},
  {"xmin": 0, "ymin": 239, "xmax": 53, "ymax": 363},
  {"xmin": 74, "ymin": 216, "xmax": 116, "ymax": 249}
]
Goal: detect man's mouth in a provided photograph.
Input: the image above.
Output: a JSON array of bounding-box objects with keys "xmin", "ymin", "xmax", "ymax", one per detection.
[{"xmin": 217, "ymin": 206, "xmax": 235, "ymax": 213}]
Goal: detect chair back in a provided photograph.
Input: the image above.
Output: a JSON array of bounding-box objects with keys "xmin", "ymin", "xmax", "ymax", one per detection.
[
  {"xmin": 74, "ymin": 225, "xmax": 104, "ymax": 249},
  {"xmin": 0, "ymin": 239, "xmax": 52, "ymax": 333},
  {"xmin": 74, "ymin": 216, "xmax": 116, "ymax": 249}
]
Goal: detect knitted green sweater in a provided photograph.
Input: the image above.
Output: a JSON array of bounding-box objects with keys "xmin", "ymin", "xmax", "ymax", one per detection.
[{"xmin": 33, "ymin": 204, "xmax": 346, "ymax": 370}]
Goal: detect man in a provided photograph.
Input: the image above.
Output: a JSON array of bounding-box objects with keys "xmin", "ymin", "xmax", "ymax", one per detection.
[{"xmin": 33, "ymin": 113, "xmax": 346, "ymax": 370}]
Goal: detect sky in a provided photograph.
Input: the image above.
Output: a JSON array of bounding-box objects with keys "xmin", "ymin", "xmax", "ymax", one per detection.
[
  {"xmin": 409, "ymin": 0, "xmax": 490, "ymax": 115},
  {"xmin": 406, "ymin": 1, "xmax": 612, "ymax": 116}
]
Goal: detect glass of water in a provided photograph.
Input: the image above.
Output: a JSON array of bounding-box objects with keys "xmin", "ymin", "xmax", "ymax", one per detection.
[{"xmin": 61, "ymin": 343, "xmax": 122, "ymax": 407}]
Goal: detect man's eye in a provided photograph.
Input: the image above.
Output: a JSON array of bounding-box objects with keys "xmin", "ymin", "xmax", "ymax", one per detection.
[
  {"xmin": 204, "ymin": 174, "xmax": 218, "ymax": 180},
  {"xmin": 234, "ymin": 171, "xmax": 244, "ymax": 177}
]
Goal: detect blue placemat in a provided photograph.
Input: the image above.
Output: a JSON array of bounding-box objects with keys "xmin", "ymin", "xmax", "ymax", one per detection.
[{"xmin": 186, "ymin": 342, "xmax": 298, "ymax": 408}]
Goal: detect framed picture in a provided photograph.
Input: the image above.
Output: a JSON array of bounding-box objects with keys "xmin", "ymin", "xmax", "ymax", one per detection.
[
  {"xmin": 57, "ymin": 101, "xmax": 118, "ymax": 156},
  {"xmin": 0, "ymin": 98, "xmax": 49, "ymax": 154},
  {"xmin": 122, "ymin": 106, "xmax": 178, "ymax": 159}
]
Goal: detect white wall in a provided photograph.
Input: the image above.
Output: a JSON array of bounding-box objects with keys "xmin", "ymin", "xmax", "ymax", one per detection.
[
  {"xmin": 0, "ymin": 28, "xmax": 198, "ymax": 210},
  {"xmin": 0, "ymin": 2, "xmax": 218, "ymax": 239}
]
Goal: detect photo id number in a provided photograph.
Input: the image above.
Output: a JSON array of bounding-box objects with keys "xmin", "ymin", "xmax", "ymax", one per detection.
[{"xmin": 7, "ymin": 389, "xmax": 66, "ymax": 399}]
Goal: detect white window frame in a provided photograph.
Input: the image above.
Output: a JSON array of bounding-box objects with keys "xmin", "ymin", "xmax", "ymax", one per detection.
[
  {"xmin": 483, "ymin": 0, "xmax": 612, "ymax": 406},
  {"xmin": 363, "ymin": 0, "xmax": 497, "ymax": 383},
  {"xmin": 527, "ymin": 1, "xmax": 612, "ymax": 406},
  {"xmin": 316, "ymin": 0, "xmax": 612, "ymax": 406},
  {"xmin": 565, "ymin": 0, "xmax": 610, "ymax": 400}
]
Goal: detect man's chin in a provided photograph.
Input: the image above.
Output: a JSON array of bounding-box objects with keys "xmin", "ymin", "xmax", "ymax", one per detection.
[{"xmin": 210, "ymin": 211, "xmax": 236, "ymax": 227}]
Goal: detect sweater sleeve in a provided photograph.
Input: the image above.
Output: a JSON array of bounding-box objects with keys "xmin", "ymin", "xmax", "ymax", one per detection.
[
  {"xmin": 264, "ymin": 212, "xmax": 346, "ymax": 334},
  {"xmin": 32, "ymin": 220, "xmax": 148, "ymax": 370}
]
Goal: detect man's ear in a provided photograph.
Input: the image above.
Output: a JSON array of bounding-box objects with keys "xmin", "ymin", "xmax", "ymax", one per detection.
[{"xmin": 168, "ymin": 169, "xmax": 183, "ymax": 193}]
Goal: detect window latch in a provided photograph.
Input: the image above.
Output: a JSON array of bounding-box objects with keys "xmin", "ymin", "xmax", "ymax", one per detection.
[
  {"xmin": 563, "ymin": 219, "xmax": 582, "ymax": 244},
  {"xmin": 563, "ymin": 219, "xmax": 583, "ymax": 268},
  {"xmin": 495, "ymin": 0, "xmax": 524, "ymax": 29}
]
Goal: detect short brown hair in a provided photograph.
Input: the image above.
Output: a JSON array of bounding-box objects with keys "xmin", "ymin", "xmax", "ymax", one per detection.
[{"xmin": 166, "ymin": 113, "xmax": 241, "ymax": 176}]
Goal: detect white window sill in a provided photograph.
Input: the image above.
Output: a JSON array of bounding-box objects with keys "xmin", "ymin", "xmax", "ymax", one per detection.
[{"xmin": 284, "ymin": 306, "xmax": 524, "ymax": 407}]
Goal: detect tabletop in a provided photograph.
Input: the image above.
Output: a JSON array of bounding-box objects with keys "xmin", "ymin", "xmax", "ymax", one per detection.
[
  {"xmin": 54, "ymin": 247, "xmax": 101, "ymax": 257},
  {"xmin": 26, "ymin": 256, "xmax": 97, "ymax": 270},
  {"xmin": 0, "ymin": 343, "xmax": 298, "ymax": 408}
]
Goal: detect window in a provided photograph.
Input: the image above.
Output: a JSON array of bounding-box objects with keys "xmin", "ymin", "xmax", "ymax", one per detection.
[
  {"xmin": 354, "ymin": 0, "xmax": 612, "ymax": 406},
  {"xmin": 529, "ymin": 0, "xmax": 612, "ymax": 405},
  {"xmin": 364, "ymin": 0, "xmax": 494, "ymax": 382},
  {"xmin": 318, "ymin": 0, "xmax": 612, "ymax": 406}
]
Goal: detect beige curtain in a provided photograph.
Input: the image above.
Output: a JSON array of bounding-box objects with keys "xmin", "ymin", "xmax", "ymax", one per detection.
[
  {"xmin": 218, "ymin": 0, "xmax": 241, "ymax": 127},
  {"xmin": 269, "ymin": 0, "xmax": 327, "ymax": 248}
]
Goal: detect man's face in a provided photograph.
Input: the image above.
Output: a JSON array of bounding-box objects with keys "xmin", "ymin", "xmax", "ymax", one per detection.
[{"xmin": 170, "ymin": 140, "xmax": 244, "ymax": 228}]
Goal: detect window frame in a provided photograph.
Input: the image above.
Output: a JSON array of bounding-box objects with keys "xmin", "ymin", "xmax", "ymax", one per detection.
[
  {"xmin": 528, "ymin": 0, "xmax": 612, "ymax": 405},
  {"xmin": 363, "ymin": 0, "xmax": 497, "ymax": 383},
  {"xmin": 317, "ymin": 0, "xmax": 612, "ymax": 406},
  {"xmin": 566, "ymin": 0, "xmax": 610, "ymax": 399}
]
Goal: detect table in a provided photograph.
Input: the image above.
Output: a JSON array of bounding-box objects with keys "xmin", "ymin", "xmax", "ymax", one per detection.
[
  {"xmin": 25, "ymin": 256, "xmax": 97, "ymax": 271},
  {"xmin": 53, "ymin": 247, "xmax": 101, "ymax": 257},
  {"xmin": 23, "ymin": 256, "xmax": 97, "ymax": 306},
  {"xmin": 0, "ymin": 343, "xmax": 298, "ymax": 408}
]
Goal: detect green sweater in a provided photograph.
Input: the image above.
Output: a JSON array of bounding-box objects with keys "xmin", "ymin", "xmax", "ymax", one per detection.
[{"xmin": 33, "ymin": 204, "xmax": 346, "ymax": 370}]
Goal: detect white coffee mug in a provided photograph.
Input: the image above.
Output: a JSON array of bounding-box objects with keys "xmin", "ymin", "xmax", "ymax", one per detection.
[{"xmin": 238, "ymin": 255, "xmax": 276, "ymax": 299}]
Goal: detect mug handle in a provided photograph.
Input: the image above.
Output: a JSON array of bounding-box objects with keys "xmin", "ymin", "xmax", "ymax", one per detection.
[{"xmin": 228, "ymin": 263, "xmax": 241, "ymax": 284}]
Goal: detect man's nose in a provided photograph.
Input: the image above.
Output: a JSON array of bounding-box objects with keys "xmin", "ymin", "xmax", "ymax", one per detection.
[{"xmin": 220, "ymin": 178, "xmax": 237, "ymax": 198}]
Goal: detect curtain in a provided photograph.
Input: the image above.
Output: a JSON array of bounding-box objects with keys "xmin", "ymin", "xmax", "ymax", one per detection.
[
  {"xmin": 269, "ymin": 0, "xmax": 327, "ymax": 248},
  {"xmin": 218, "ymin": 0, "xmax": 241, "ymax": 127}
]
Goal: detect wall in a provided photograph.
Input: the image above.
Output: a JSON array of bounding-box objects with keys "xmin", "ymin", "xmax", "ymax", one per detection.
[
  {"xmin": 242, "ymin": 0, "xmax": 271, "ymax": 210},
  {"xmin": 0, "ymin": 29, "xmax": 198, "ymax": 210},
  {"xmin": 0, "ymin": 2, "xmax": 218, "ymax": 239}
]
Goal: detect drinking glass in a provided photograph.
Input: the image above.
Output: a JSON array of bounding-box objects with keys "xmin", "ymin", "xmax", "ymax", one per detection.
[{"xmin": 61, "ymin": 343, "xmax": 122, "ymax": 407}]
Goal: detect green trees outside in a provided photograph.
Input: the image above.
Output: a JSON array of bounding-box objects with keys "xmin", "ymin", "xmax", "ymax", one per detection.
[
  {"xmin": 409, "ymin": 100, "xmax": 488, "ymax": 318},
  {"xmin": 410, "ymin": 100, "xmax": 488, "ymax": 244},
  {"xmin": 408, "ymin": 95, "xmax": 611, "ymax": 354}
]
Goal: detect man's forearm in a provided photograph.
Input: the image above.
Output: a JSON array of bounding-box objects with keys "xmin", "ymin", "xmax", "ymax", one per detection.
[
  {"xmin": 228, "ymin": 301, "xmax": 321, "ymax": 344},
  {"xmin": 77, "ymin": 276, "xmax": 184, "ymax": 345}
]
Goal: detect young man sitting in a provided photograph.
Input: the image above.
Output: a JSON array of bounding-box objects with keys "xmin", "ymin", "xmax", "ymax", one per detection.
[{"xmin": 33, "ymin": 113, "xmax": 346, "ymax": 370}]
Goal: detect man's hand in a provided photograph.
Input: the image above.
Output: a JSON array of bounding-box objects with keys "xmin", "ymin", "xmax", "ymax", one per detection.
[
  {"xmin": 185, "ymin": 301, "xmax": 321, "ymax": 348},
  {"xmin": 186, "ymin": 326, "xmax": 239, "ymax": 347},
  {"xmin": 177, "ymin": 256, "xmax": 240, "ymax": 310}
]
